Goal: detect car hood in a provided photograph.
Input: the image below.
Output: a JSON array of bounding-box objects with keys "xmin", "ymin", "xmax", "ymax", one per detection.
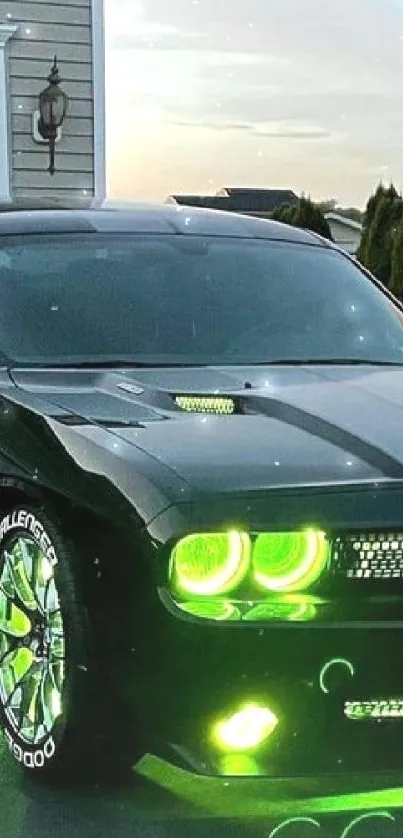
[{"xmin": 11, "ymin": 364, "xmax": 403, "ymax": 493}]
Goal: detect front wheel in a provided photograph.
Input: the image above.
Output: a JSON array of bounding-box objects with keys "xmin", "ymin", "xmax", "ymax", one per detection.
[{"xmin": 0, "ymin": 505, "xmax": 96, "ymax": 779}]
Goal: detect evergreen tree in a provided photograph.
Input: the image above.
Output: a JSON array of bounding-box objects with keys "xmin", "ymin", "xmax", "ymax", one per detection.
[
  {"xmin": 271, "ymin": 197, "xmax": 333, "ymax": 240},
  {"xmin": 294, "ymin": 197, "xmax": 333, "ymax": 240},
  {"xmin": 271, "ymin": 203, "xmax": 297, "ymax": 225},
  {"xmin": 390, "ymin": 216, "xmax": 403, "ymax": 298},
  {"xmin": 385, "ymin": 184, "xmax": 399, "ymax": 201},
  {"xmin": 385, "ymin": 197, "xmax": 403, "ymax": 275},
  {"xmin": 365, "ymin": 196, "xmax": 398, "ymax": 285},
  {"xmin": 358, "ymin": 182, "xmax": 399, "ymax": 266}
]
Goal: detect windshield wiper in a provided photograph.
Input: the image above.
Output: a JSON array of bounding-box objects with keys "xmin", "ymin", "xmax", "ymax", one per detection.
[{"xmin": 252, "ymin": 358, "xmax": 403, "ymax": 367}]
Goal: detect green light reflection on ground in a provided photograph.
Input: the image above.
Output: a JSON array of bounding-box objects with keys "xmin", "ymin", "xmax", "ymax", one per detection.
[
  {"xmin": 268, "ymin": 817, "xmax": 320, "ymax": 837},
  {"xmin": 134, "ymin": 754, "xmax": 403, "ymax": 820}
]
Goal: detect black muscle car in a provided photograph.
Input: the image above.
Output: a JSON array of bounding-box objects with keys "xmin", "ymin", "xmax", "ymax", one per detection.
[{"xmin": 0, "ymin": 203, "xmax": 403, "ymax": 784}]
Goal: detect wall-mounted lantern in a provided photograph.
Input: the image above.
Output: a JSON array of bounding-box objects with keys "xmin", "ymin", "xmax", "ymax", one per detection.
[{"xmin": 32, "ymin": 56, "xmax": 68, "ymax": 176}]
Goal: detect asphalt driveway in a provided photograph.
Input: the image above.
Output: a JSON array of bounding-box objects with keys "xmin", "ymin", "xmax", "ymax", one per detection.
[{"xmin": 1, "ymin": 736, "xmax": 402, "ymax": 838}]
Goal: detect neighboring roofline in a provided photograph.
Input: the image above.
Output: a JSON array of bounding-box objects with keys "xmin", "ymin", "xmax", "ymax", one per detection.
[
  {"xmin": 217, "ymin": 187, "xmax": 298, "ymax": 197},
  {"xmin": 91, "ymin": 0, "xmax": 106, "ymax": 204},
  {"xmin": 325, "ymin": 212, "xmax": 362, "ymax": 231},
  {"xmin": 168, "ymin": 194, "xmax": 221, "ymax": 200}
]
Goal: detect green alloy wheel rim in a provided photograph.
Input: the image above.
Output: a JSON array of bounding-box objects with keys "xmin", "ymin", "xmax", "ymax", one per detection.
[{"xmin": 0, "ymin": 535, "xmax": 65, "ymax": 746}]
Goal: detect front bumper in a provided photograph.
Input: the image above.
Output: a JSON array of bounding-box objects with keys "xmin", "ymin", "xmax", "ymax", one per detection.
[
  {"xmin": 119, "ymin": 591, "xmax": 403, "ymax": 779},
  {"xmin": 104, "ymin": 482, "xmax": 403, "ymax": 783}
]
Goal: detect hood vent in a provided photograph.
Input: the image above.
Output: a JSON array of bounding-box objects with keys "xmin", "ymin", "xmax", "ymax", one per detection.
[{"xmin": 174, "ymin": 395, "xmax": 236, "ymax": 415}]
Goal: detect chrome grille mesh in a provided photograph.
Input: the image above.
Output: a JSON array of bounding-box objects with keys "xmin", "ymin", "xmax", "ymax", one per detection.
[{"xmin": 332, "ymin": 533, "xmax": 403, "ymax": 580}]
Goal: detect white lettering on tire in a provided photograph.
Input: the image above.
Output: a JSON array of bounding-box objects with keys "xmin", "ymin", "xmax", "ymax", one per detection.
[
  {"xmin": 0, "ymin": 510, "xmax": 58, "ymax": 566},
  {"xmin": 4, "ymin": 729, "xmax": 56, "ymax": 768},
  {"xmin": 1, "ymin": 511, "xmax": 59, "ymax": 768}
]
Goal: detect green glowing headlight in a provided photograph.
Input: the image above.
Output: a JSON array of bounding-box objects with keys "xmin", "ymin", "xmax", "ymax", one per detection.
[
  {"xmin": 171, "ymin": 531, "xmax": 250, "ymax": 596},
  {"xmin": 212, "ymin": 703, "xmax": 278, "ymax": 751},
  {"xmin": 175, "ymin": 395, "xmax": 235, "ymax": 414},
  {"xmin": 252, "ymin": 528, "xmax": 329, "ymax": 592}
]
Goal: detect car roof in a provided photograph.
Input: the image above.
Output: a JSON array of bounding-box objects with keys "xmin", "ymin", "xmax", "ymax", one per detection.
[{"xmin": 0, "ymin": 202, "xmax": 331, "ymax": 247}]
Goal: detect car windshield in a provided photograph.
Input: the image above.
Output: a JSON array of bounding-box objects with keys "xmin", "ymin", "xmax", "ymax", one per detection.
[{"xmin": 1, "ymin": 231, "xmax": 403, "ymax": 367}]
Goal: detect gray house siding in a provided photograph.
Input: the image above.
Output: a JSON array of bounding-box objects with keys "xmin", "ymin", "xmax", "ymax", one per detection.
[{"xmin": 3, "ymin": 0, "xmax": 99, "ymax": 202}]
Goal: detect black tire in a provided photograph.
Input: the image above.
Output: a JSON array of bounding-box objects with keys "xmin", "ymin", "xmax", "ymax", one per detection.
[{"xmin": 0, "ymin": 505, "xmax": 97, "ymax": 781}]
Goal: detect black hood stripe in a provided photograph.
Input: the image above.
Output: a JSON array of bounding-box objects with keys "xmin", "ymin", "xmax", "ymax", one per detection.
[{"xmin": 248, "ymin": 395, "xmax": 403, "ymax": 479}]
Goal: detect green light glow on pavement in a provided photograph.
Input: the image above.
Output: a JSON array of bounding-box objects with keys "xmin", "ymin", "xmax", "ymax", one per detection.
[
  {"xmin": 134, "ymin": 754, "xmax": 403, "ymax": 820},
  {"xmin": 339, "ymin": 811, "xmax": 395, "ymax": 837},
  {"xmin": 267, "ymin": 817, "xmax": 320, "ymax": 837}
]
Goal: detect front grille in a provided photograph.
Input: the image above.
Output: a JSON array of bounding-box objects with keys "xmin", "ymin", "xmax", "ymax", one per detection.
[
  {"xmin": 331, "ymin": 532, "xmax": 403, "ymax": 580},
  {"xmin": 345, "ymin": 699, "xmax": 403, "ymax": 720}
]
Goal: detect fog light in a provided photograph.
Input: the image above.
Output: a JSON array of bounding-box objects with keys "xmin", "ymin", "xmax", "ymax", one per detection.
[{"xmin": 212, "ymin": 703, "xmax": 278, "ymax": 751}]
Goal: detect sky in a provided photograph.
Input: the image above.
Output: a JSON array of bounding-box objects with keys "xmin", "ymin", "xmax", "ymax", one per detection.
[{"xmin": 105, "ymin": 0, "xmax": 403, "ymax": 208}]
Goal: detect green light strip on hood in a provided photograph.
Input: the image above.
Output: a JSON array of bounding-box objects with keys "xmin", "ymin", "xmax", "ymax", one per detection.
[{"xmin": 174, "ymin": 395, "xmax": 235, "ymax": 414}]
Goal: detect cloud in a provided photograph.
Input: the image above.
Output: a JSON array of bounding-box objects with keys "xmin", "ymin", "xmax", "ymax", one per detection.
[
  {"xmin": 106, "ymin": 0, "xmax": 403, "ymax": 205},
  {"xmin": 136, "ymin": 0, "xmax": 403, "ymax": 65},
  {"xmin": 108, "ymin": 22, "xmax": 204, "ymax": 50},
  {"xmin": 253, "ymin": 128, "xmax": 331, "ymax": 140},
  {"xmin": 173, "ymin": 119, "xmax": 331, "ymax": 141},
  {"xmin": 174, "ymin": 121, "xmax": 251, "ymax": 132},
  {"xmin": 106, "ymin": 0, "xmax": 204, "ymax": 50}
]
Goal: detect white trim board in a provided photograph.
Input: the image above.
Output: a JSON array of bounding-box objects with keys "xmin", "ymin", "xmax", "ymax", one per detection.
[
  {"xmin": 0, "ymin": 24, "xmax": 18, "ymax": 202},
  {"xmin": 325, "ymin": 212, "xmax": 363, "ymax": 232},
  {"xmin": 91, "ymin": 0, "xmax": 106, "ymax": 203}
]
